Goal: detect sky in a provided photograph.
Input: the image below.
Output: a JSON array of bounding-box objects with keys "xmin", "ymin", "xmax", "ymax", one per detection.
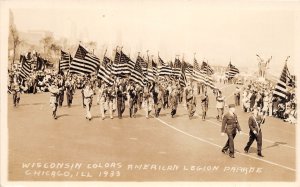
[{"xmin": 10, "ymin": 0, "xmax": 299, "ymax": 76}]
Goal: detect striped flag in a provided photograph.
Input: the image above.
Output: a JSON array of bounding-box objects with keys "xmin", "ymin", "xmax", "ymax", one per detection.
[
  {"xmin": 185, "ymin": 64, "xmax": 193, "ymax": 79},
  {"xmin": 112, "ymin": 51, "xmax": 135, "ymax": 76},
  {"xmin": 225, "ymin": 62, "xmax": 240, "ymax": 79},
  {"xmin": 146, "ymin": 58, "xmax": 155, "ymax": 82},
  {"xmin": 158, "ymin": 56, "xmax": 172, "ymax": 76},
  {"xmin": 19, "ymin": 55, "xmax": 32, "ymax": 80},
  {"xmin": 69, "ymin": 45, "xmax": 99, "ymax": 75},
  {"xmin": 273, "ymin": 63, "xmax": 293, "ymax": 99},
  {"xmin": 59, "ymin": 50, "xmax": 72, "ymax": 71},
  {"xmin": 130, "ymin": 60, "xmax": 145, "ymax": 86},
  {"xmin": 97, "ymin": 56, "xmax": 114, "ymax": 86},
  {"xmin": 193, "ymin": 58, "xmax": 207, "ymax": 83},
  {"xmin": 179, "ymin": 70, "xmax": 187, "ymax": 87},
  {"xmin": 136, "ymin": 55, "xmax": 148, "ymax": 76},
  {"xmin": 152, "ymin": 59, "xmax": 158, "ymax": 76},
  {"xmin": 201, "ymin": 61, "xmax": 216, "ymax": 89},
  {"xmin": 172, "ymin": 58, "xmax": 182, "ymax": 77},
  {"xmin": 201, "ymin": 61, "xmax": 214, "ymax": 76}
]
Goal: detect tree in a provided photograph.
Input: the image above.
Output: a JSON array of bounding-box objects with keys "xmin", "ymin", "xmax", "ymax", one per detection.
[{"xmin": 9, "ymin": 20, "xmax": 21, "ymax": 64}]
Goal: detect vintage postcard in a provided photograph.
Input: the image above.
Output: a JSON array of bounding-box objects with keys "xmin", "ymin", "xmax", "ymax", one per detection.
[{"xmin": 1, "ymin": 0, "xmax": 299, "ymax": 186}]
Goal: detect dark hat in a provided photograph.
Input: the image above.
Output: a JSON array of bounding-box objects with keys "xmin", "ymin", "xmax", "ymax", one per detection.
[{"xmin": 228, "ymin": 104, "xmax": 235, "ymax": 108}]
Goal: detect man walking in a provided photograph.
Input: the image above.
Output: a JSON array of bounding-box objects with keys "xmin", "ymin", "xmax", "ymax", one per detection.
[
  {"xmin": 221, "ymin": 104, "xmax": 242, "ymax": 158},
  {"xmin": 244, "ymin": 107, "xmax": 265, "ymax": 157}
]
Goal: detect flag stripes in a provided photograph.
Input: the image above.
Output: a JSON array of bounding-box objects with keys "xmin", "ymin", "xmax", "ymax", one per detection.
[
  {"xmin": 130, "ymin": 60, "xmax": 145, "ymax": 86},
  {"xmin": 20, "ymin": 56, "xmax": 32, "ymax": 80},
  {"xmin": 97, "ymin": 56, "xmax": 114, "ymax": 86},
  {"xmin": 69, "ymin": 45, "xmax": 99, "ymax": 75},
  {"xmin": 59, "ymin": 50, "xmax": 71, "ymax": 71},
  {"xmin": 158, "ymin": 56, "xmax": 172, "ymax": 76},
  {"xmin": 225, "ymin": 62, "xmax": 239, "ymax": 79},
  {"xmin": 112, "ymin": 51, "xmax": 135, "ymax": 76},
  {"xmin": 201, "ymin": 61, "xmax": 214, "ymax": 75},
  {"xmin": 273, "ymin": 63, "xmax": 292, "ymax": 99}
]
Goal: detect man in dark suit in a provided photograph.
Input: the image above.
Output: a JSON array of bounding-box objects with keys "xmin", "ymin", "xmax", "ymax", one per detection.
[
  {"xmin": 244, "ymin": 107, "xmax": 265, "ymax": 157},
  {"xmin": 221, "ymin": 104, "xmax": 242, "ymax": 158}
]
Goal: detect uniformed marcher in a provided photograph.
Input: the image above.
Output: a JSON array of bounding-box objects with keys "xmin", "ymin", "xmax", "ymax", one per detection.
[
  {"xmin": 65, "ymin": 76, "xmax": 74, "ymax": 107},
  {"xmin": 221, "ymin": 104, "xmax": 242, "ymax": 158},
  {"xmin": 143, "ymin": 87, "xmax": 153, "ymax": 119},
  {"xmin": 234, "ymin": 87, "xmax": 241, "ymax": 106},
  {"xmin": 107, "ymin": 86, "xmax": 116, "ymax": 119},
  {"xmin": 128, "ymin": 84, "xmax": 138, "ymax": 118},
  {"xmin": 11, "ymin": 81, "xmax": 21, "ymax": 107},
  {"xmin": 170, "ymin": 85, "xmax": 179, "ymax": 118},
  {"xmin": 117, "ymin": 85, "xmax": 126, "ymax": 119},
  {"xmin": 48, "ymin": 80, "xmax": 61, "ymax": 119},
  {"xmin": 185, "ymin": 84, "xmax": 196, "ymax": 119},
  {"xmin": 216, "ymin": 91, "xmax": 225, "ymax": 121},
  {"xmin": 244, "ymin": 107, "xmax": 265, "ymax": 157},
  {"xmin": 153, "ymin": 85, "xmax": 164, "ymax": 117},
  {"xmin": 57, "ymin": 75, "xmax": 65, "ymax": 107},
  {"xmin": 97, "ymin": 84, "xmax": 108, "ymax": 120},
  {"xmin": 83, "ymin": 82, "xmax": 94, "ymax": 120},
  {"xmin": 200, "ymin": 91, "xmax": 209, "ymax": 121}
]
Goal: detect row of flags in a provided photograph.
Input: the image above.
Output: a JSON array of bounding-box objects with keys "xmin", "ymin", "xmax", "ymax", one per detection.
[{"xmin": 59, "ymin": 44, "xmax": 241, "ymax": 89}]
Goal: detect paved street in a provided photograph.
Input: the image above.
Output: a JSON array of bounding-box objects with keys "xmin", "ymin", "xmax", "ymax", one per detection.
[{"xmin": 8, "ymin": 83, "xmax": 296, "ymax": 181}]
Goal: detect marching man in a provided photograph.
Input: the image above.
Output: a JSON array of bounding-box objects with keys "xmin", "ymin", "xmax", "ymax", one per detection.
[
  {"xmin": 49, "ymin": 80, "xmax": 61, "ymax": 119},
  {"xmin": 185, "ymin": 83, "xmax": 196, "ymax": 119},
  {"xmin": 221, "ymin": 104, "xmax": 242, "ymax": 158},
  {"xmin": 83, "ymin": 82, "xmax": 94, "ymax": 121},
  {"xmin": 200, "ymin": 90, "xmax": 209, "ymax": 121},
  {"xmin": 244, "ymin": 107, "xmax": 266, "ymax": 157},
  {"xmin": 97, "ymin": 84, "xmax": 108, "ymax": 120}
]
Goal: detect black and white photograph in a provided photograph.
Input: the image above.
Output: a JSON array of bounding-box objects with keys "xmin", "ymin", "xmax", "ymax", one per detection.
[{"xmin": 0, "ymin": 0, "xmax": 299, "ymax": 186}]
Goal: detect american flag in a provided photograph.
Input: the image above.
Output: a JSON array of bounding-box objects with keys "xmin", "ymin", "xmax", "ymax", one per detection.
[
  {"xmin": 193, "ymin": 58, "xmax": 207, "ymax": 83},
  {"xmin": 158, "ymin": 56, "xmax": 172, "ymax": 76},
  {"xmin": 19, "ymin": 55, "xmax": 32, "ymax": 80},
  {"xmin": 146, "ymin": 58, "xmax": 155, "ymax": 82},
  {"xmin": 59, "ymin": 50, "xmax": 72, "ymax": 71},
  {"xmin": 201, "ymin": 61, "xmax": 214, "ymax": 76},
  {"xmin": 69, "ymin": 45, "xmax": 99, "ymax": 75},
  {"xmin": 185, "ymin": 64, "xmax": 193, "ymax": 80},
  {"xmin": 129, "ymin": 60, "xmax": 145, "ymax": 86},
  {"xmin": 136, "ymin": 55, "xmax": 147, "ymax": 76},
  {"xmin": 112, "ymin": 50, "xmax": 135, "ymax": 76},
  {"xmin": 225, "ymin": 62, "xmax": 240, "ymax": 79},
  {"xmin": 97, "ymin": 56, "xmax": 114, "ymax": 86},
  {"xmin": 201, "ymin": 61, "xmax": 216, "ymax": 89},
  {"xmin": 172, "ymin": 58, "xmax": 182, "ymax": 77},
  {"xmin": 273, "ymin": 63, "xmax": 293, "ymax": 99}
]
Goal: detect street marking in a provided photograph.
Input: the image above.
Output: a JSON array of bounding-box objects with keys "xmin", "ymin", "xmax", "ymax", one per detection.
[
  {"xmin": 153, "ymin": 116, "xmax": 296, "ymax": 172},
  {"xmin": 129, "ymin": 137, "xmax": 138, "ymax": 141}
]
